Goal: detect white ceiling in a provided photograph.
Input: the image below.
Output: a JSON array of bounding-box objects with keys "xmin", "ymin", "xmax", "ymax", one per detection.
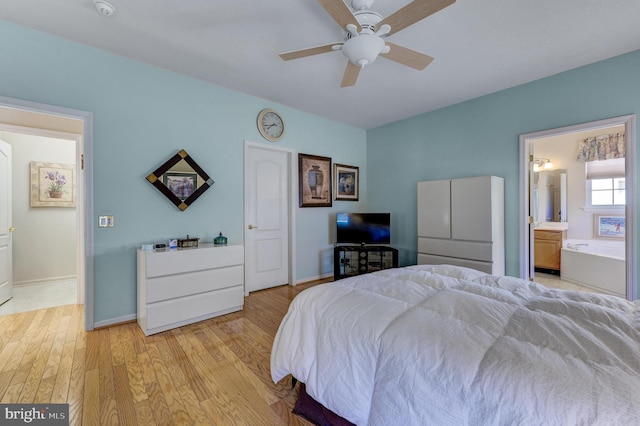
[{"xmin": 2, "ymin": 0, "xmax": 640, "ymax": 129}]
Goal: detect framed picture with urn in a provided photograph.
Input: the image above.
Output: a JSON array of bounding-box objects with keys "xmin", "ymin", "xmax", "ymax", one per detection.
[{"xmin": 298, "ymin": 153, "xmax": 332, "ymax": 207}]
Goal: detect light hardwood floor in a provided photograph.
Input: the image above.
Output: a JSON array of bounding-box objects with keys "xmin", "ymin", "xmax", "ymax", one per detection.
[{"xmin": 0, "ymin": 280, "xmax": 327, "ymax": 425}]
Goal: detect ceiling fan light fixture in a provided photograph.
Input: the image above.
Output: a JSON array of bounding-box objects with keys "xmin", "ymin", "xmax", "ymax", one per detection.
[{"xmin": 342, "ymin": 34, "xmax": 385, "ymax": 68}]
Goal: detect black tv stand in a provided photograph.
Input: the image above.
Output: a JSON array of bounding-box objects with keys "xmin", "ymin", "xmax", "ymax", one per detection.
[{"xmin": 334, "ymin": 245, "xmax": 398, "ymax": 281}]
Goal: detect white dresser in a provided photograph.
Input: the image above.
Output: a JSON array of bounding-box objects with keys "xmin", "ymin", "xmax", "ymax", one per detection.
[
  {"xmin": 417, "ymin": 176, "xmax": 505, "ymax": 275},
  {"xmin": 137, "ymin": 244, "xmax": 244, "ymax": 336}
]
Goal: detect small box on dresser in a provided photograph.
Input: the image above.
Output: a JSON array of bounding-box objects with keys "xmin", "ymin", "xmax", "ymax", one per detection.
[{"xmin": 137, "ymin": 243, "xmax": 244, "ymax": 336}]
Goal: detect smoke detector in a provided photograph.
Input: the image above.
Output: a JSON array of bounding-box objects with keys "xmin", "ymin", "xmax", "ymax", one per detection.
[{"xmin": 93, "ymin": 0, "xmax": 115, "ymax": 17}]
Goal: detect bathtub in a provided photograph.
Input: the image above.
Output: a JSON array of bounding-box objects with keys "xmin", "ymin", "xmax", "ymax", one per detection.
[{"xmin": 561, "ymin": 239, "xmax": 625, "ymax": 297}]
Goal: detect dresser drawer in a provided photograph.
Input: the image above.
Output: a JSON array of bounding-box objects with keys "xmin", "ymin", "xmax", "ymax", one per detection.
[
  {"xmin": 146, "ymin": 285, "xmax": 244, "ymax": 331},
  {"xmin": 144, "ymin": 245, "xmax": 244, "ymax": 278},
  {"xmin": 146, "ymin": 265, "xmax": 244, "ymax": 303},
  {"xmin": 418, "ymin": 237, "xmax": 493, "ymax": 262}
]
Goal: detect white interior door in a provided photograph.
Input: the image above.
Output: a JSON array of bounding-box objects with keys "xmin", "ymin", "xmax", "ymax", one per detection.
[
  {"xmin": 0, "ymin": 138, "xmax": 12, "ymax": 305},
  {"xmin": 244, "ymin": 143, "xmax": 290, "ymax": 293}
]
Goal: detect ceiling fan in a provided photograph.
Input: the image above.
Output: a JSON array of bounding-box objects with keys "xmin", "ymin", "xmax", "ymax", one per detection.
[{"xmin": 279, "ymin": 0, "xmax": 456, "ymax": 87}]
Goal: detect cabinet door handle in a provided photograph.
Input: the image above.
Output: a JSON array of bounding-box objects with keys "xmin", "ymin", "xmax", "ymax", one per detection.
[{"xmin": 248, "ymin": 224, "xmax": 259, "ymax": 230}]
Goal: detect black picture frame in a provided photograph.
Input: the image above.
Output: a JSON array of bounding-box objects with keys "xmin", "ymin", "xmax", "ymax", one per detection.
[{"xmin": 298, "ymin": 153, "xmax": 332, "ymax": 207}]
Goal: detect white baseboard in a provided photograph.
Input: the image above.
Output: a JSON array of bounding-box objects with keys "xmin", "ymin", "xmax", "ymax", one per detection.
[
  {"xmin": 14, "ymin": 275, "xmax": 77, "ymax": 287},
  {"xmin": 94, "ymin": 314, "xmax": 137, "ymax": 329},
  {"xmin": 295, "ymin": 272, "xmax": 333, "ymax": 285}
]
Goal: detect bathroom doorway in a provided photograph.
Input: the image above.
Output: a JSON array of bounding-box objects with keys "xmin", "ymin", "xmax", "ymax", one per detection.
[{"xmin": 519, "ymin": 115, "xmax": 636, "ymax": 300}]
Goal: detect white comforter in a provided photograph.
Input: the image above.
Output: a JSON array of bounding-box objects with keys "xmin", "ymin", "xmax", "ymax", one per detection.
[{"xmin": 271, "ymin": 265, "xmax": 640, "ymax": 425}]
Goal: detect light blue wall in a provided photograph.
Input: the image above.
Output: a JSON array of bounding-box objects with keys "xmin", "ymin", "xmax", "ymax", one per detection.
[
  {"xmin": 367, "ymin": 49, "xmax": 640, "ymax": 295},
  {"xmin": 0, "ymin": 20, "xmax": 366, "ymax": 323}
]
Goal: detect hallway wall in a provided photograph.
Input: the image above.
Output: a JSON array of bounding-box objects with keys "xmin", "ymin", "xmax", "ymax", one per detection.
[{"xmin": 1, "ymin": 131, "xmax": 77, "ymax": 285}]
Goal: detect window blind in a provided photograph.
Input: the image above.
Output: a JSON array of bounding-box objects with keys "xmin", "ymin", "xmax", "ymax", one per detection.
[{"xmin": 586, "ymin": 158, "xmax": 625, "ymax": 179}]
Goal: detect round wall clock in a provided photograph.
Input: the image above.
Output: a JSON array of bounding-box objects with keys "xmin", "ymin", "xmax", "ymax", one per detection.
[{"xmin": 257, "ymin": 109, "xmax": 285, "ymax": 142}]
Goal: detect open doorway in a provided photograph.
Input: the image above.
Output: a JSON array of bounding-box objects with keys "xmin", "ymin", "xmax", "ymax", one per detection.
[
  {"xmin": 0, "ymin": 96, "xmax": 94, "ymax": 330},
  {"xmin": 519, "ymin": 115, "xmax": 637, "ymax": 301},
  {"xmin": 0, "ymin": 129, "xmax": 80, "ymax": 315}
]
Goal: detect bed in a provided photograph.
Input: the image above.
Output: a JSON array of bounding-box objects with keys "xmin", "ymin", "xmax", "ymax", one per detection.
[{"xmin": 271, "ymin": 264, "xmax": 640, "ymax": 425}]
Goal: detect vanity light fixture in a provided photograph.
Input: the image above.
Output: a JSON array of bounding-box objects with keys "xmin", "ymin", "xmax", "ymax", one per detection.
[{"xmin": 533, "ymin": 158, "xmax": 553, "ymax": 172}]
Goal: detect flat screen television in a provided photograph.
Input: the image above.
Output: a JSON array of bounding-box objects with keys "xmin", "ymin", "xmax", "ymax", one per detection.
[{"xmin": 336, "ymin": 212, "xmax": 391, "ymax": 245}]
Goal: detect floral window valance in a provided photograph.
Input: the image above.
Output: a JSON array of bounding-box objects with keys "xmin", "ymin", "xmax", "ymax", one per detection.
[{"xmin": 576, "ymin": 132, "xmax": 625, "ymax": 163}]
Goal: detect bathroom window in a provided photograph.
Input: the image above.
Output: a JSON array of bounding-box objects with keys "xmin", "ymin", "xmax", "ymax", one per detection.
[
  {"xmin": 589, "ymin": 178, "xmax": 626, "ymax": 206},
  {"xmin": 585, "ymin": 158, "xmax": 625, "ymax": 208}
]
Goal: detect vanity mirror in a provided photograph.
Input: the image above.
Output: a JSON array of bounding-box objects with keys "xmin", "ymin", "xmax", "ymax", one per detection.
[
  {"xmin": 146, "ymin": 149, "xmax": 214, "ymax": 211},
  {"xmin": 533, "ymin": 169, "xmax": 567, "ymax": 223}
]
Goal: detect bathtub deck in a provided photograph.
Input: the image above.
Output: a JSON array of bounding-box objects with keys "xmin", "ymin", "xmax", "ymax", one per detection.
[{"xmin": 533, "ymin": 272, "xmax": 607, "ymax": 295}]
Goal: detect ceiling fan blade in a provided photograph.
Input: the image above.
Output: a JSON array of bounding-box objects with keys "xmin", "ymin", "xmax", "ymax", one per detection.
[
  {"xmin": 382, "ymin": 42, "xmax": 434, "ymax": 70},
  {"xmin": 375, "ymin": 0, "xmax": 455, "ymax": 36},
  {"xmin": 341, "ymin": 62, "xmax": 361, "ymax": 87},
  {"xmin": 280, "ymin": 43, "xmax": 342, "ymax": 61},
  {"xmin": 317, "ymin": 0, "xmax": 361, "ymax": 32}
]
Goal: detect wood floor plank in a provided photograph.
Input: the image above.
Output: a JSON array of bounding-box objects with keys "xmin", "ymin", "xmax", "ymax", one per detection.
[
  {"xmin": 67, "ymin": 347, "xmax": 86, "ymax": 425},
  {"xmin": 50, "ymin": 340, "xmax": 76, "ymax": 403},
  {"xmin": 145, "ymin": 380, "xmax": 174, "ymax": 426},
  {"xmin": 97, "ymin": 328, "xmax": 115, "ymax": 407},
  {"xmin": 136, "ymin": 351, "xmax": 156, "ymax": 385},
  {"xmin": 1, "ymin": 382, "xmax": 23, "ymax": 403},
  {"xmin": 84, "ymin": 328, "xmax": 101, "ymax": 372},
  {"xmin": 0, "ymin": 279, "xmax": 326, "ymax": 426},
  {"xmin": 109, "ymin": 325, "xmax": 125, "ymax": 366},
  {"xmin": 99, "ymin": 396, "xmax": 118, "ymax": 426},
  {"xmin": 82, "ymin": 368, "xmax": 100, "ymax": 426},
  {"xmin": 164, "ymin": 331, "xmax": 211, "ymax": 402},
  {"xmin": 42, "ymin": 317, "xmax": 69, "ymax": 380},
  {"xmin": 113, "ymin": 363, "xmax": 138, "ymax": 425},
  {"xmin": 34, "ymin": 375, "xmax": 55, "ymax": 404},
  {"xmin": 176, "ymin": 383, "xmax": 210, "ymax": 425},
  {"xmin": 0, "ymin": 341, "xmax": 19, "ymax": 373},
  {"xmin": 200, "ymin": 325, "xmax": 280, "ymax": 406},
  {"xmin": 133, "ymin": 399, "xmax": 156, "ymax": 426},
  {"xmin": 119, "ymin": 324, "xmax": 148, "ymax": 403},
  {"xmin": 146, "ymin": 342, "xmax": 191, "ymax": 424},
  {"xmin": 0, "ymin": 370, "xmax": 15, "ymax": 400},
  {"xmin": 17, "ymin": 328, "xmax": 55, "ymax": 403},
  {"xmin": 152, "ymin": 339, "xmax": 188, "ymax": 388}
]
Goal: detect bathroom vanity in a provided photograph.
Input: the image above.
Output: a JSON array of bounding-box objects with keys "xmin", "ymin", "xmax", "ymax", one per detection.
[{"xmin": 534, "ymin": 225, "xmax": 567, "ymax": 272}]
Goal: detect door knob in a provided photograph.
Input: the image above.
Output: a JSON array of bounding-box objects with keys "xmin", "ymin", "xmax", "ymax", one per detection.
[
  {"xmin": 8, "ymin": 226, "xmax": 15, "ymax": 232},
  {"xmin": 248, "ymin": 224, "xmax": 259, "ymax": 230}
]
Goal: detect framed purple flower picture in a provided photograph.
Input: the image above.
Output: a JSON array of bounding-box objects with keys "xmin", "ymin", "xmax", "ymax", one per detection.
[{"xmin": 30, "ymin": 162, "xmax": 76, "ymax": 207}]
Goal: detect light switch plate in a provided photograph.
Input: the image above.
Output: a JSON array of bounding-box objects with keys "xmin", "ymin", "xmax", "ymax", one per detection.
[{"xmin": 98, "ymin": 215, "xmax": 114, "ymax": 227}]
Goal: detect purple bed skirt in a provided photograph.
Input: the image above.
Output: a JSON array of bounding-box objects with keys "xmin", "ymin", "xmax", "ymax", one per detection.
[{"xmin": 293, "ymin": 383, "xmax": 355, "ymax": 426}]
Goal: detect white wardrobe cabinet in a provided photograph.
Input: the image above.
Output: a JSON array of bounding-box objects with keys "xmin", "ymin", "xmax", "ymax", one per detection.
[
  {"xmin": 137, "ymin": 244, "xmax": 244, "ymax": 336},
  {"xmin": 417, "ymin": 176, "xmax": 505, "ymax": 275}
]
